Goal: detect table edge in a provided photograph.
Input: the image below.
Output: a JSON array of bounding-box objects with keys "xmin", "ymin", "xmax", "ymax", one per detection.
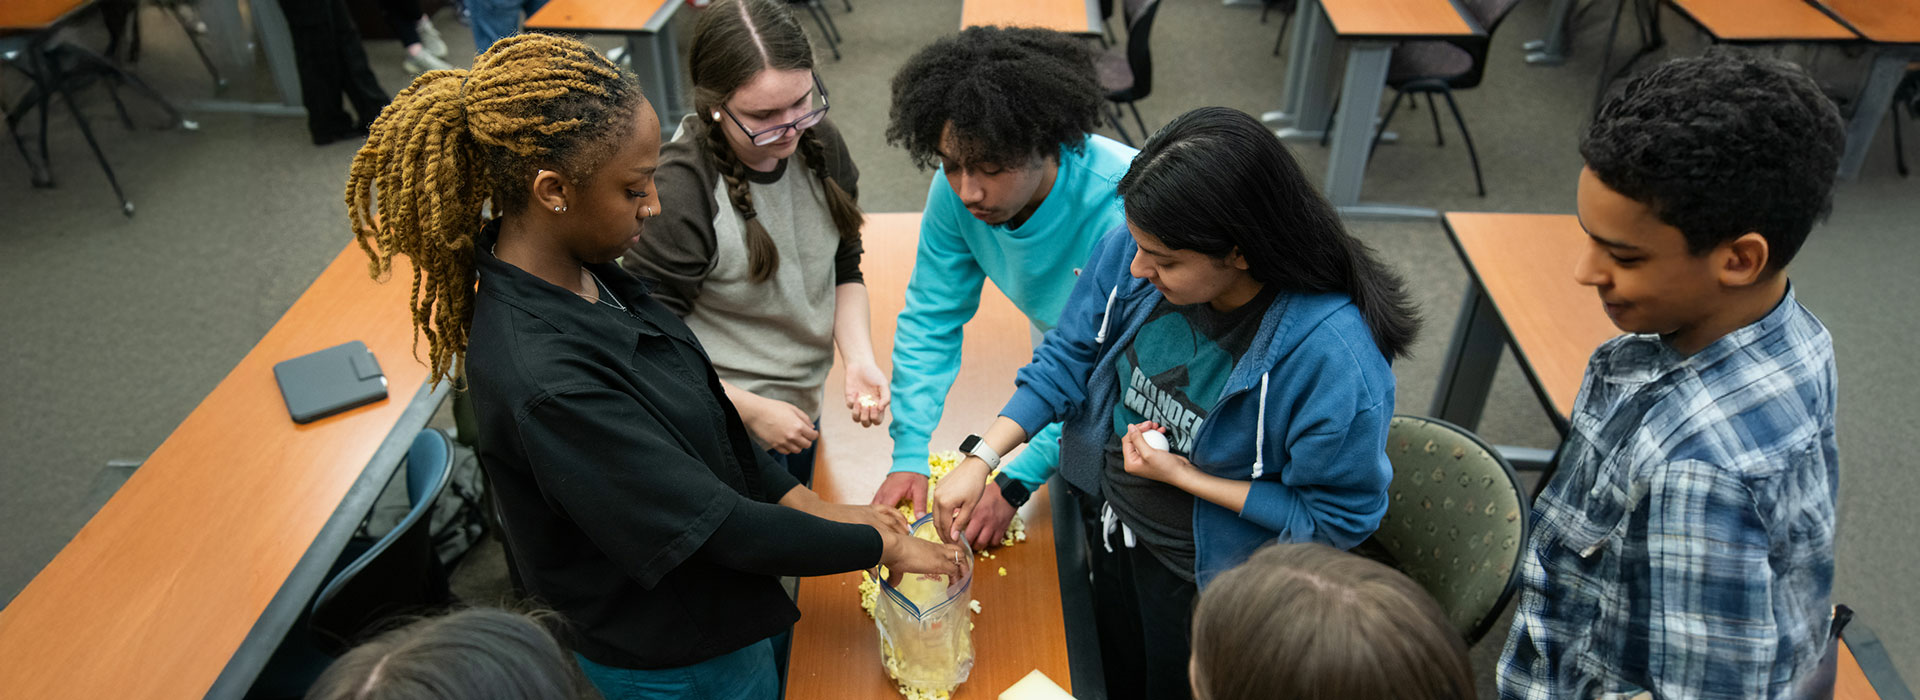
[
  {"xmin": 1440, "ymin": 212, "xmax": 1581, "ymax": 430},
  {"xmin": 1666, "ymin": 0, "xmax": 1863, "ymax": 42},
  {"xmin": 202, "ymin": 379, "xmax": 451, "ymax": 700}
]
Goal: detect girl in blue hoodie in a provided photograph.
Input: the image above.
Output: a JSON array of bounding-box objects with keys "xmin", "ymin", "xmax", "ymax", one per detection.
[{"xmin": 932, "ymin": 107, "xmax": 1421, "ymax": 700}]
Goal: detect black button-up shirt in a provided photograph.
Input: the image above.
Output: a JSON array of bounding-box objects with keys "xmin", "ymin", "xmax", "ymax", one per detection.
[{"xmin": 464, "ymin": 222, "xmax": 880, "ymax": 669}]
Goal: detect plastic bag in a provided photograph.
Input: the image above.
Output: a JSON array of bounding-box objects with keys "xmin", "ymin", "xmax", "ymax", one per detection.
[{"xmin": 875, "ymin": 515, "xmax": 975, "ymax": 691}]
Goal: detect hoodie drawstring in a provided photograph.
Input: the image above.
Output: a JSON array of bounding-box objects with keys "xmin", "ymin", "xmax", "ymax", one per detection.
[
  {"xmin": 1250, "ymin": 372, "xmax": 1269, "ymax": 479},
  {"xmin": 1099, "ymin": 501, "xmax": 1136, "ymax": 553},
  {"xmin": 1093, "ymin": 286, "xmax": 1120, "ymax": 344}
]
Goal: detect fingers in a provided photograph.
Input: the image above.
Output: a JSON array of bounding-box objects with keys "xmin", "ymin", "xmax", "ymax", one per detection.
[{"xmin": 909, "ymin": 478, "xmax": 928, "ymax": 519}]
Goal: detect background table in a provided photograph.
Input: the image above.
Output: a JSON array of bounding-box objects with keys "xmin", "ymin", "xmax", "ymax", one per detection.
[
  {"xmin": 1431, "ymin": 212, "xmax": 1620, "ymax": 441},
  {"xmin": 1273, "ymin": 0, "xmax": 1480, "ymax": 219},
  {"xmin": 1810, "ymin": 0, "xmax": 1920, "ymax": 179},
  {"xmin": 525, "ymin": 0, "xmax": 689, "ymax": 134},
  {"xmin": 960, "ymin": 0, "xmax": 1101, "ymax": 36},
  {"xmin": 0, "ymin": 242, "xmax": 446, "ymax": 699},
  {"xmin": 785, "ymin": 212, "xmax": 1079, "ymax": 700}
]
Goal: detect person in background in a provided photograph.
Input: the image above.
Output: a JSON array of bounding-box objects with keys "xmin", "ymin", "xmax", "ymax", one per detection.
[
  {"xmin": 375, "ymin": 0, "xmax": 455, "ymax": 74},
  {"xmin": 1499, "ymin": 48, "xmax": 1845, "ymax": 700},
  {"xmin": 306, "ymin": 608, "xmax": 601, "ymax": 700},
  {"xmin": 873, "ymin": 26, "xmax": 1138, "ymax": 548},
  {"xmin": 468, "ymin": 0, "xmax": 548, "ymax": 56},
  {"xmin": 623, "ymin": 0, "xmax": 877, "ymax": 487},
  {"xmin": 345, "ymin": 33, "xmax": 963, "ymax": 700},
  {"xmin": 1190, "ymin": 543, "xmax": 1475, "ymax": 700},
  {"xmin": 278, "ymin": 0, "xmax": 389, "ymax": 145}
]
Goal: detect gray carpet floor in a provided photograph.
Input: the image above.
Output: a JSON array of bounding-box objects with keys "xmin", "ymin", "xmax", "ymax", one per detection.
[{"xmin": 2, "ymin": 0, "xmax": 1914, "ymax": 694}]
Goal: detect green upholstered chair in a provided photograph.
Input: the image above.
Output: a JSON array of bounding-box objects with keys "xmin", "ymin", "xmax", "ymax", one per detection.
[{"xmin": 1367, "ymin": 415, "xmax": 1529, "ymax": 644}]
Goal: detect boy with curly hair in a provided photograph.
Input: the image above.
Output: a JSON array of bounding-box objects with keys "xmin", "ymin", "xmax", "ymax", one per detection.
[
  {"xmin": 870, "ymin": 26, "xmax": 1138, "ymax": 548},
  {"xmin": 1500, "ymin": 49, "xmax": 1845, "ymax": 700}
]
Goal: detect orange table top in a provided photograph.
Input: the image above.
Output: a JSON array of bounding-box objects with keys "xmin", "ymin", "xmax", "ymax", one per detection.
[
  {"xmin": 1669, "ymin": 0, "xmax": 1860, "ymax": 41},
  {"xmin": 1321, "ymin": 0, "xmax": 1477, "ymax": 39},
  {"xmin": 0, "ymin": 0, "xmax": 88, "ymax": 33},
  {"xmin": 786, "ymin": 212, "xmax": 1074, "ymax": 699},
  {"xmin": 1812, "ymin": 0, "xmax": 1920, "ymax": 44},
  {"xmin": 1443, "ymin": 212, "xmax": 1623, "ymax": 422},
  {"xmin": 525, "ymin": 0, "xmax": 677, "ymax": 34},
  {"xmin": 0, "ymin": 242, "xmax": 440, "ymax": 699},
  {"xmin": 961, "ymin": 0, "xmax": 1099, "ymax": 36}
]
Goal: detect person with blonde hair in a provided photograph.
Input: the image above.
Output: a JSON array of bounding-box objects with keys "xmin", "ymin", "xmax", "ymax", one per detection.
[
  {"xmin": 345, "ymin": 32, "xmax": 963, "ymax": 700},
  {"xmin": 1190, "ymin": 543, "xmax": 1475, "ymax": 700}
]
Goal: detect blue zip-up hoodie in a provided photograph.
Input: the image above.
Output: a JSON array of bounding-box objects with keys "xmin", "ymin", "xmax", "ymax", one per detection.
[{"xmin": 1001, "ymin": 227, "xmax": 1395, "ymax": 586}]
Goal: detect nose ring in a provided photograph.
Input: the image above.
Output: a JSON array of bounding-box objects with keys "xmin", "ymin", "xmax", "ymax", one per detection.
[{"xmin": 643, "ymin": 205, "xmax": 653, "ymax": 216}]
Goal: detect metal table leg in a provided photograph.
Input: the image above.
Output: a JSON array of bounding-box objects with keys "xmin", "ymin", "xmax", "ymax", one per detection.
[
  {"xmin": 1429, "ymin": 281, "xmax": 1505, "ymax": 431},
  {"xmin": 1273, "ymin": 0, "xmax": 1337, "ymax": 141},
  {"xmin": 1838, "ymin": 48, "xmax": 1914, "ymax": 181},
  {"xmin": 1324, "ymin": 41, "xmax": 1391, "ymax": 207},
  {"xmin": 1524, "ymin": 0, "xmax": 1577, "ymax": 66}
]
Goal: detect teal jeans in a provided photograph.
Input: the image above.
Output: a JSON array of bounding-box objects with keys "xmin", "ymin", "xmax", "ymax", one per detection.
[{"xmin": 574, "ymin": 639, "xmax": 778, "ymax": 700}]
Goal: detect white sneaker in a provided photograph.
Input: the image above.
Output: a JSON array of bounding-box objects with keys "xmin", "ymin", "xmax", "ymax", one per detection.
[
  {"xmin": 404, "ymin": 51, "xmax": 455, "ymax": 74},
  {"xmin": 417, "ymin": 17, "xmax": 449, "ymax": 58}
]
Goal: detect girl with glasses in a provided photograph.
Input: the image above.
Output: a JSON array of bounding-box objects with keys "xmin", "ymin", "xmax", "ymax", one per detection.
[{"xmin": 622, "ymin": 0, "xmax": 872, "ymax": 488}]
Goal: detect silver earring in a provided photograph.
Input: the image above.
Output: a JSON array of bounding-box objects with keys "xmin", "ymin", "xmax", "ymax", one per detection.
[
  {"xmin": 553, "ymin": 206, "xmax": 561, "ymax": 212},
  {"xmin": 712, "ymin": 111, "xmax": 722, "ymax": 121}
]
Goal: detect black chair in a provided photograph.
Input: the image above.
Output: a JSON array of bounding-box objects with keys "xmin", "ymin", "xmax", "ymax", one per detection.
[
  {"xmin": 1264, "ymin": 0, "xmax": 1297, "ymax": 57},
  {"xmin": 786, "ymin": 0, "xmax": 840, "ymax": 61},
  {"xmin": 101, "ymin": 0, "xmax": 227, "ymax": 92},
  {"xmin": 1363, "ymin": 0, "xmax": 1526, "ymax": 197},
  {"xmin": 1097, "ymin": 0, "xmax": 1161, "ymax": 146},
  {"xmin": 246, "ymin": 429, "xmax": 457, "ymax": 699}
]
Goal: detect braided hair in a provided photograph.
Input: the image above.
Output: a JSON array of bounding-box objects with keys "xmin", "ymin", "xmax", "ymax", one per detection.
[
  {"xmin": 689, "ymin": 0, "xmax": 862, "ymax": 283},
  {"xmin": 345, "ymin": 33, "xmax": 644, "ymax": 385}
]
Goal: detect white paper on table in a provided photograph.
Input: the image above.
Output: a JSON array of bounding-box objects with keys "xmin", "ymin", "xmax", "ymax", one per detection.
[{"xmin": 1000, "ymin": 670, "xmax": 1075, "ymax": 700}]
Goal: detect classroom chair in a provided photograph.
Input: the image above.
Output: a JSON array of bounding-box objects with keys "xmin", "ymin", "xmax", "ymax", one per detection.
[
  {"xmin": 1364, "ymin": 415, "xmax": 1529, "ymax": 644},
  {"xmin": 1263, "ymin": 0, "xmax": 1296, "ymax": 57},
  {"xmin": 246, "ymin": 428, "xmax": 458, "ymax": 699},
  {"xmin": 1098, "ymin": 0, "xmax": 1161, "ymax": 146},
  {"xmin": 786, "ymin": 0, "xmax": 841, "ymax": 61},
  {"xmin": 1358, "ymin": 0, "xmax": 1525, "ymax": 197},
  {"xmin": 1892, "ymin": 63, "xmax": 1917, "ymax": 177},
  {"xmin": 101, "ymin": 0, "xmax": 227, "ymax": 92}
]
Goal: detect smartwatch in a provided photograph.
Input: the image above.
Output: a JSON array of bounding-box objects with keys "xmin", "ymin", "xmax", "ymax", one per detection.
[
  {"xmin": 993, "ymin": 472, "xmax": 1032, "ymax": 509},
  {"xmin": 958, "ymin": 434, "xmax": 1002, "ymax": 470}
]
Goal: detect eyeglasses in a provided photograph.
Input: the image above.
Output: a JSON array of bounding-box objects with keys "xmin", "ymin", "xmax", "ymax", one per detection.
[{"xmin": 722, "ymin": 73, "xmax": 830, "ymax": 146}]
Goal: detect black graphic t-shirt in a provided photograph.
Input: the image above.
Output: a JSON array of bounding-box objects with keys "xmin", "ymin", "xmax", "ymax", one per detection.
[{"xmin": 1102, "ymin": 287, "xmax": 1278, "ymax": 580}]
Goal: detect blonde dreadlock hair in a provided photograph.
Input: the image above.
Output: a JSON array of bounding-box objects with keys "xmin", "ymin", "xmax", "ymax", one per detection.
[
  {"xmin": 690, "ymin": 0, "xmax": 863, "ymax": 283},
  {"xmin": 345, "ymin": 33, "xmax": 644, "ymax": 385}
]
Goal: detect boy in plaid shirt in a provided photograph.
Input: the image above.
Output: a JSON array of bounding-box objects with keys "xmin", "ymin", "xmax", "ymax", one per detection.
[{"xmin": 1499, "ymin": 49, "xmax": 1844, "ymax": 699}]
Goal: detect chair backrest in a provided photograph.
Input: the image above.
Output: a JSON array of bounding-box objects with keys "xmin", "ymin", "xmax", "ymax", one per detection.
[
  {"xmin": 308, "ymin": 428, "xmax": 457, "ymax": 653},
  {"xmin": 1120, "ymin": 0, "xmax": 1162, "ymax": 100},
  {"xmin": 1444, "ymin": 0, "xmax": 1526, "ymax": 89},
  {"xmin": 1366, "ymin": 415, "xmax": 1528, "ymax": 644}
]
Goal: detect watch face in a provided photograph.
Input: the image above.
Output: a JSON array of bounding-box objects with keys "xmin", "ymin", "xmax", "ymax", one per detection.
[{"xmin": 960, "ymin": 435, "xmax": 983, "ymax": 453}]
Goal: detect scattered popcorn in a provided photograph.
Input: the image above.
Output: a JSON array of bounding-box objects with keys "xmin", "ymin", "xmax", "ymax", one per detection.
[
  {"xmin": 998, "ymin": 567, "xmax": 1007, "ymax": 576},
  {"xmin": 859, "ymin": 394, "xmax": 880, "ymax": 408},
  {"xmin": 969, "ymin": 599, "xmax": 983, "ymax": 614}
]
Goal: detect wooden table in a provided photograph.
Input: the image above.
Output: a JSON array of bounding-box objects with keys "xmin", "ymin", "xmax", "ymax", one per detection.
[
  {"xmin": 786, "ymin": 213, "xmax": 1077, "ymax": 699},
  {"xmin": 525, "ymin": 0, "xmax": 689, "ymax": 133},
  {"xmin": 1273, "ymin": 0, "xmax": 1479, "ymax": 219},
  {"xmin": 0, "ymin": 0, "xmax": 87, "ymax": 34},
  {"xmin": 1667, "ymin": 0, "xmax": 1859, "ymax": 41},
  {"xmin": 960, "ymin": 0, "xmax": 1101, "ymax": 36},
  {"xmin": 1809, "ymin": 0, "xmax": 1920, "ymax": 179},
  {"xmin": 0, "ymin": 242, "xmax": 449, "ymax": 699},
  {"xmin": 1431, "ymin": 213, "xmax": 1621, "ymax": 437}
]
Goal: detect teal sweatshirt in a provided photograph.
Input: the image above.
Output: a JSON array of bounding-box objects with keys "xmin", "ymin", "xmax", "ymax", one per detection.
[{"xmin": 887, "ymin": 134, "xmax": 1137, "ymax": 485}]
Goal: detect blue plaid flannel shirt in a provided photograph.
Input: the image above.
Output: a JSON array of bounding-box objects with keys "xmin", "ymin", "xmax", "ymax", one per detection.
[{"xmin": 1499, "ymin": 287, "xmax": 1838, "ymax": 700}]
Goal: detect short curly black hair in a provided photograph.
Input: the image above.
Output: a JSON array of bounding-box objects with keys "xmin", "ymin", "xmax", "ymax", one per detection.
[
  {"xmin": 886, "ymin": 26, "xmax": 1104, "ymax": 170},
  {"xmin": 1583, "ymin": 48, "xmax": 1843, "ymax": 271}
]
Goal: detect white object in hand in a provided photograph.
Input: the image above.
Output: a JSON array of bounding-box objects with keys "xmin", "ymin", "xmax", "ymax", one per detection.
[
  {"xmin": 859, "ymin": 394, "xmax": 880, "ymax": 408},
  {"xmin": 1140, "ymin": 429, "xmax": 1170, "ymax": 452}
]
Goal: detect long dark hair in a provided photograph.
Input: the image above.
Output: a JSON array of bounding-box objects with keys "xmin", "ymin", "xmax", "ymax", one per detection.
[
  {"xmin": 688, "ymin": 0, "xmax": 863, "ymax": 283},
  {"xmin": 1116, "ymin": 107, "xmax": 1420, "ymax": 360}
]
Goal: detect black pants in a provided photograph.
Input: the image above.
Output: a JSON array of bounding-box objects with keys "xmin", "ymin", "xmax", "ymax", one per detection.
[
  {"xmin": 1076, "ymin": 487, "xmax": 1196, "ymax": 700},
  {"xmin": 377, "ymin": 0, "xmax": 426, "ymax": 47},
  {"xmin": 278, "ymin": 0, "xmax": 389, "ymax": 144}
]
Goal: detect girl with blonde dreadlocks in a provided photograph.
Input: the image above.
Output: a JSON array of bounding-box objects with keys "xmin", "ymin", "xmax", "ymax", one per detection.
[
  {"xmin": 346, "ymin": 33, "xmax": 963, "ymax": 700},
  {"xmin": 620, "ymin": 0, "xmax": 871, "ymax": 488}
]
